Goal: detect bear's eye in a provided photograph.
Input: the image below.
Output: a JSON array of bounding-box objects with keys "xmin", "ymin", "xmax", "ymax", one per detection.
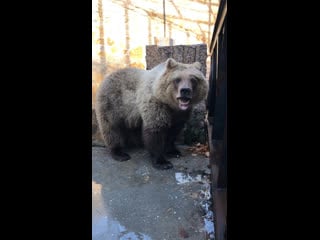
[
  {"xmin": 174, "ymin": 78, "xmax": 181, "ymax": 85},
  {"xmin": 190, "ymin": 77, "xmax": 198, "ymax": 88}
]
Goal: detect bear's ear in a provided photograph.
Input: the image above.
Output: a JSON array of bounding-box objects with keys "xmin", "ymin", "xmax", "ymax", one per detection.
[
  {"xmin": 192, "ymin": 62, "xmax": 202, "ymax": 70},
  {"xmin": 165, "ymin": 58, "xmax": 178, "ymax": 69}
]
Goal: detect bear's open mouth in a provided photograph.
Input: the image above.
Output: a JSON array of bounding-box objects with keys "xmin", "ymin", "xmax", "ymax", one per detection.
[{"xmin": 177, "ymin": 97, "xmax": 191, "ymax": 110}]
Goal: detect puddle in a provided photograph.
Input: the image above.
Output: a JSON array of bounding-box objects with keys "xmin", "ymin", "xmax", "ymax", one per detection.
[
  {"xmin": 92, "ymin": 180, "xmax": 152, "ymax": 240},
  {"xmin": 93, "ymin": 215, "xmax": 152, "ymax": 240}
]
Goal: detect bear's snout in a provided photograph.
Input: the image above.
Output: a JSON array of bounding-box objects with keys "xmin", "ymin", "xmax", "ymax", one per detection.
[
  {"xmin": 180, "ymin": 88, "xmax": 192, "ymax": 98},
  {"xmin": 177, "ymin": 87, "xmax": 192, "ymax": 111}
]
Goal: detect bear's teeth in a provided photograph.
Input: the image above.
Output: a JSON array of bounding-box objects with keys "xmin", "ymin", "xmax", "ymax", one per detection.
[
  {"xmin": 179, "ymin": 99, "xmax": 190, "ymax": 104},
  {"xmin": 179, "ymin": 99, "xmax": 190, "ymax": 110}
]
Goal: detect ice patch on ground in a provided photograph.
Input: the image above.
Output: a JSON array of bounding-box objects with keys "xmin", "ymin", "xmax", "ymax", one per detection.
[
  {"xmin": 175, "ymin": 172, "xmax": 215, "ymax": 239},
  {"xmin": 175, "ymin": 172, "xmax": 203, "ymax": 184}
]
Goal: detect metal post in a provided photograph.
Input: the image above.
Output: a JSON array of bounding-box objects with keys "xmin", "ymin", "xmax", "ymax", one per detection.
[{"xmin": 163, "ymin": 0, "xmax": 166, "ymax": 38}]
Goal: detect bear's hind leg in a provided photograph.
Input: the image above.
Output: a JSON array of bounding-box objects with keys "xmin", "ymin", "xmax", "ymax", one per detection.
[
  {"xmin": 95, "ymin": 96, "xmax": 131, "ymax": 161},
  {"xmin": 99, "ymin": 120, "xmax": 131, "ymax": 161},
  {"xmin": 108, "ymin": 126, "xmax": 131, "ymax": 161}
]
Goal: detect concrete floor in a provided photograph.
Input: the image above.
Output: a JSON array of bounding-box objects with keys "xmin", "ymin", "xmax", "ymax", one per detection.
[{"xmin": 92, "ymin": 145, "xmax": 214, "ymax": 240}]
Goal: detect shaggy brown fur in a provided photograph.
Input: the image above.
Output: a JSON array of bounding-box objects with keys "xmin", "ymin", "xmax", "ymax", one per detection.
[{"xmin": 95, "ymin": 58, "xmax": 208, "ymax": 169}]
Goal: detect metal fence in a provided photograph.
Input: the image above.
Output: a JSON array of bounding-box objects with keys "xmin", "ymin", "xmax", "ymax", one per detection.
[{"xmin": 207, "ymin": 0, "xmax": 227, "ymax": 239}]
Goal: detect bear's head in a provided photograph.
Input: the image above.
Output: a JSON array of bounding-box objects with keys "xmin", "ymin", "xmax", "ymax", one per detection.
[{"xmin": 153, "ymin": 58, "xmax": 209, "ymax": 111}]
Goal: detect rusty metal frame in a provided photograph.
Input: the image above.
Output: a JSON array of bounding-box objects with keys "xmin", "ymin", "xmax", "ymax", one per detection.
[{"xmin": 207, "ymin": 0, "xmax": 227, "ymax": 239}]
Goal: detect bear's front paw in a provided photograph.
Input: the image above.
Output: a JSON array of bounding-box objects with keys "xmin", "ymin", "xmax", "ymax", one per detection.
[
  {"xmin": 152, "ymin": 157, "xmax": 173, "ymax": 170},
  {"xmin": 111, "ymin": 148, "xmax": 131, "ymax": 161},
  {"xmin": 166, "ymin": 148, "xmax": 182, "ymax": 158},
  {"xmin": 153, "ymin": 161, "xmax": 173, "ymax": 170}
]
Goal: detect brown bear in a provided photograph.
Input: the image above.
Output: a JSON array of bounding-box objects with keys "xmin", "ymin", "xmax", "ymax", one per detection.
[{"xmin": 95, "ymin": 58, "xmax": 208, "ymax": 170}]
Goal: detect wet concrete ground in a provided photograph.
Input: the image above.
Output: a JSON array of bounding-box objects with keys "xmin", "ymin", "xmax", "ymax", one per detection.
[{"xmin": 92, "ymin": 145, "xmax": 214, "ymax": 240}]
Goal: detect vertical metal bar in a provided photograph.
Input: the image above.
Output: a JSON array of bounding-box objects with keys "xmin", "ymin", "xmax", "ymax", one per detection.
[
  {"xmin": 208, "ymin": 47, "xmax": 217, "ymax": 119},
  {"xmin": 209, "ymin": 15, "xmax": 227, "ymax": 240},
  {"xmin": 163, "ymin": 0, "xmax": 166, "ymax": 37}
]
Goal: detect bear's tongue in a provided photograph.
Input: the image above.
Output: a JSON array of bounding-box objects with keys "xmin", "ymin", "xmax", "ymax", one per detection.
[{"xmin": 179, "ymin": 98, "xmax": 190, "ymax": 110}]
